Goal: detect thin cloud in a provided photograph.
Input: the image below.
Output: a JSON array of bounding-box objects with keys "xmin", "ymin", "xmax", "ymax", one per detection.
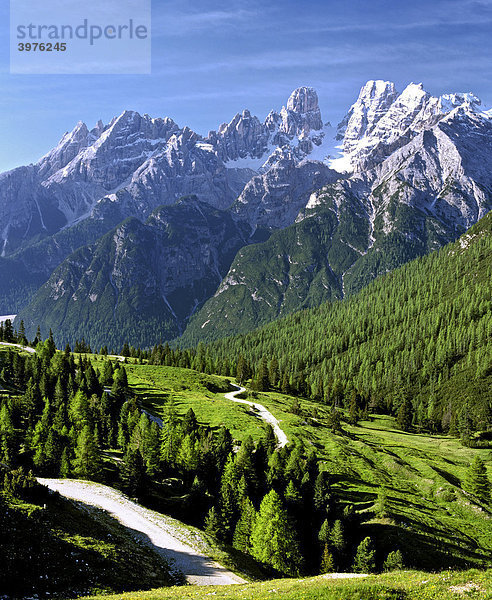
[{"xmin": 153, "ymin": 7, "xmax": 260, "ymax": 36}]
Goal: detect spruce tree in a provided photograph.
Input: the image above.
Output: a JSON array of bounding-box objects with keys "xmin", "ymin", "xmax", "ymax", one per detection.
[
  {"xmin": 313, "ymin": 471, "xmax": 331, "ymax": 514},
  {"xmin": 73, "ymin": 425, "xmax": 102, "ymax": 481},
  {"xmin": 204, "ymin": 506, "xmax": 221, "ymax": 538},
  {"xmin": 233, "ymin": 496, "xmax": 257, "ymax": 553},
  {"xmin": 396, "ymin": 396, "xmax": 413, "ymax": 431},
  {"xmin": 59, "ymin": 446, "xmax": 72, "ymax": 478},
  {"xmin": 253, "ymin": 356, "xmax": 270, "ymax": 392},
  {"xmin": 464, "ymin": 456, "xmax": 491, "ymax": 504},
  {"xmin": 120, "ymin": 448, "xmax": 146, "ymax": 497},
  {"xmin": 329, "ymin": 519, "xmax": 345, "ymax": 554},
  {"xmin": 318, "ymin": 518, "xmax": 330, "ymax": 545},
  {"xmin": 352, "ymin": 537, "xmax": 376, "ymax": 573},
  {"xmin": 383, "ymin": 549, "xmax": 403, "ymax": 571}
]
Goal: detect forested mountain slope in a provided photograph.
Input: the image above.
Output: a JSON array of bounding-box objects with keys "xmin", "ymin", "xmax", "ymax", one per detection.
[{"xmin": 184, "ymin": 210, "xmax": 492, "ymax": 434}]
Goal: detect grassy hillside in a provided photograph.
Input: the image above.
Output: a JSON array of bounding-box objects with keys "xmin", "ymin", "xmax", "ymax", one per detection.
[
  {"xmin": 122, "ymin": 363, "xmax": 277, "ymax": 443},
  {"xmin": 79, "ymin": 569, "xmax": 492, "ymax": 600},
  {"xmin": 1, "ymin": 480, "xmax": 178, "ymax": 598},
  {"xmin": 84, "ymin": 358, "xmax": 492, "ymax": 571},
  {"xmin": 246, "ymin": 390, "xmax": 492, "ymax": 569}
]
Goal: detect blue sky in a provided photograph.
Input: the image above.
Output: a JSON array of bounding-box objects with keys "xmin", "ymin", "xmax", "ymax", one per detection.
[{"xmin": 1, "ymin": 0, "xmax": 492, "ymax": 172}]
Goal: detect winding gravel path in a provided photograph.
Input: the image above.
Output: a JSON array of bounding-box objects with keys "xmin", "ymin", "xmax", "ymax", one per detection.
[
  {"xmin": 0, "ymin": 341, "xmax": 36, "ymax": 353},
  {"xmin": 225, "ymin": 384, "xmax": 288, "ymax": 448},
  {"xmin": 37, "ymin": 478, "xmax": 245, "ymax": 586}
]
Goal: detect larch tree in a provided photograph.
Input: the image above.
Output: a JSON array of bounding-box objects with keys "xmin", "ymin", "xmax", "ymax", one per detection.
[{"xmin": 250, "ymin": 489, "xmax": 302, "ymax": 576}]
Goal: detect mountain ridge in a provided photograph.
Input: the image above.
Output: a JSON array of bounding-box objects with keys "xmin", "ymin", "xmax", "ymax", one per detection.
[{"xmin": 1, "ymin": 80, "xmax": 490, "ymax": 347}]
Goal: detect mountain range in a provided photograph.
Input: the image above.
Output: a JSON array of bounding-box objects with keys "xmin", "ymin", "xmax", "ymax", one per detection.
[{"xmin": 1, "ymin": 80, "xmax": 491, "ymax": 348}]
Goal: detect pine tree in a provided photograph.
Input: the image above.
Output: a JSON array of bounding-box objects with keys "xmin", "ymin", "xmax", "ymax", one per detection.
[
  {"xmin": 145, "ymin": 421, "xmax": 161, "ymax": 477},
  {"xmin": 59, "ymin": 446, "xmax": 72, "ymax": 478},
  {"xmin": 352, "ymin": 537, "xmax": 376, "ymax": 573},
  {"xmin": 253, "ymin": 356, "xmax": 270, "ymax": 392},
  {"xmin": 263, "ymin": 424, "xmax": 276, "ymax": 455},
  {"xmin": 0, "ymin": 401, "xmax": 15, "ymax": 465},
  {"xmin": 318, "ymin": 518, "xmax": 330, "ymax": 545},
  {"xmin": 313, "ymin": 471, "xmax": 331, "ymax": 514},
  {"xmin": 268, "ymin": 358, "xmax": 279, "ymax": 388},
  {"xmin": 160, "ymin": 399, "xmax": 181, "ymax": 470},
  {"xmin": 236, "ymin": 355, "xmax": 250, "ymax": 384},
  {"xmin": 182, "ymin": 408, "xmax": 198, "ymax": 435},
  {"xmin": 383, "ymin": 549, "xmax": 403, "ymax": 571},
  {"xmin": 284, "ymin": 479, "xmax": 302, "ymax": 510},
  {"xmin": 177, "ymin": 434, "xmax": 199, "ymax": 474},
  {"xmin": 250, "ymin": 490, "xmax": 302, "ymax": 576},
  {"xmin": 204, "ymin": 506, "xmax": 221, "ymax": 538},
  {"xmin": 284, "ymin": 444, "xmax": 303, "ymax": 484},
  {"xmin": 120, "ymin": 448, "xmax": 147, "ymax": 497},
  {"xmin": 396, "ymin": 396, "xmax": 413, "ymax": 431},
  {"xmin": 464, "ymin": 456, "xmax": 491, "ymax": 504},
  {"xmin": 329, "ymin": 519, "xmax": 345, "ymax": 554},
  {"xmin": 220, "ymin": 482, "xmax": 238, "ymax": 543},
  {"xmin": 73, "ymin": 425, "xmax": 102, "ymax": 480},
  {"xmin": 233, "ymin": 496, "xmax": 257, "ymax": 553},
  {"xmin": 320, "ymin": 544, "xmax": 334, "ymax": 574},
  {"xmin": 215, "ymin": 426, "xmax": 233, "ymax": 470}
]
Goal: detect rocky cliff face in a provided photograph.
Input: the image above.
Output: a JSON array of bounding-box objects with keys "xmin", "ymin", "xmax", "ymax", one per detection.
[
  {"xmin": 0, "ymin": 87, "xmax": 328, "ymax": 259},
  {"xmin": 335, "ymin": 81, "xmax": 486, "ymax": 172},
  {"xmin": 182, "ymin": 89, "xmax": 492, "ymax": 343}
]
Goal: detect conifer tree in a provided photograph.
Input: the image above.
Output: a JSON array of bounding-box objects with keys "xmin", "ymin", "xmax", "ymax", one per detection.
[
  {"xmin": 396, "ymin": 396, "xmax": 413, "ymax": 431},
  {"xmin": 320, "ymin": 544, "xmax": 334, "ymax": 573},
  {"xmin": 464, "ymin": 456, "xmax": 491, "ymax": 504},
  {"xmin": 313, "ymin": 471, "xmax": 331, "ymax": 514},
  {"xmin": 329, "ymin": 519, "xmax": 345, "ymax": 554},
  {"xmin": 383, "ymin": 549, "xmax": 403, "ymax": 571},
  {"xmin": 73, "ymin": 425, "xmax": 102, "ymax": 481},
  {"xmin": 215, "ymin": 426, "xmax": 233, "ymax": 470},
  {"xmin": 284, "ymin": 480, "xmax": 302, "ymax": 509},
  {"xmin": 160, "ymin": 399, "xmax": 181, "ymax": 470},
  {"xmin": 251, "ymin": 490, "xmax": 302, "ymax": 576},
  {"xmin": 59, "ymin": 446, "xmax": 72, "ymax": 478},
  {"xmin": 233, "ymin": 496, "xmax": 257, "ymax": 553},
  {"xmin": 318, "ymin": 518, "xmax": 330, "ymax": 545},
  {"xmin": 352, "ymin": 537, "xmax": 376, "ymax": 573},
  {"xmin": 145, "ymin": 421, "xmax": 161, "ymax": 477},
  {"xmin": 120, "ymin": 448, "xmax": 146, "ymax": 496},
  {"xmin": 0, "ymin": 401, "xmax": 15, "ymax": 464},
  {"xmin": 263, "ymin": 424, "xmax": 276, "ymax": 455},
  {"xmin": 236, "ymin": 355, "xmax": 250, "ymax": 384},
  {"xmin": 204, "ymin": 506, "xmax": 221, "ymax": 538},
  {"xmin": 253, "ymin": 356, "xmax": 270, "ymax": 392}
]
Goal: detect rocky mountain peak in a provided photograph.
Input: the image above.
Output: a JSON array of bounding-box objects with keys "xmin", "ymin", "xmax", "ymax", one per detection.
[
  {"xmin": 337, "ymin": 79, "xmax": 399, "ymax": 150},
  {"xmin": 280, "ymin": 87, "xmax": 323, "ymax": 136},
  {"xmin": 37, "ymin": 120, "xmax": 92, "ymax": 178},
  {"xmin": 438, "ymin": 92, "xmax": 482, "ymax": 113},
  {"xmin": 400, "ymin": 82, "xmax": 427, "ymax": 101},
  {"xmin": 286, "ymin": 86, "xmax": 319, "ymax": 113}
]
